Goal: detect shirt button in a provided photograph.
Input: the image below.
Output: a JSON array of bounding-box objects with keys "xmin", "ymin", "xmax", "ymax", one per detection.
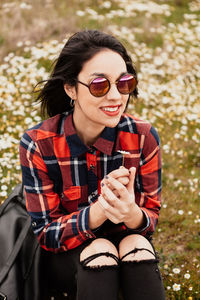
[
  {"xmin": 90, "ymin": 164, "xmax": 95, "ymax": 170},
  {"xmin": 91, "ymin": 192, "xmax": 95, "ymax": 197},
  {"xmin": 88, "ymin": 147, "xmax": 95, "ymax": 154},
  {"xmin": 85, "ymin": 233, "xmax": 92, "ymax": 238},
  {"xmin": 32, "ymin": 222, "xmax": 37, "ymax": 227}
]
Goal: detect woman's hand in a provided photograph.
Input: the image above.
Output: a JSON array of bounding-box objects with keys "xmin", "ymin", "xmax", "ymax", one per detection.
[
  {"xmin": 101, "ymin": 166, "xmax": 130, "ymax": 198},
  {"xmin": 98, "ymin": 167, "xmax": 138, "ymax": 224},
  {"xmin": 103, "ymin": 166, "xmax": 130, "ymax": 186},
  {"xmin": 89, "ymin": 166, "xmax": 133, "ymax": 230}
]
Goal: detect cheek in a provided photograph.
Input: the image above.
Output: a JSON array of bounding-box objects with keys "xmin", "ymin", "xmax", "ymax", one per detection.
[
  {"xmin": 76, "ymin": 97, "xmax": 98, "ymax": 113},
  {"xmin": 123, "ymin": 96, "xmax": 129, "ymax": 105}
]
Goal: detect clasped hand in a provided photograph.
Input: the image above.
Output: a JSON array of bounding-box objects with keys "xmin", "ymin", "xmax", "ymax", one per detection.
[{"xmin": 98, "ymin": 166, "xmax": 137, "ymax": 224}]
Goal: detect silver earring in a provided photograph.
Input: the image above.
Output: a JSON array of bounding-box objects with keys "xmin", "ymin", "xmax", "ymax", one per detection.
[{"xmin": 70, "ymin": 99, "xmax": 75, "ymax": 107}]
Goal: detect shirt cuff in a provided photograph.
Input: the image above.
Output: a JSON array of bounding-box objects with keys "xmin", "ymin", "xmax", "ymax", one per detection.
[
  {"xmin": 124, "ymin": 209, "xmax": 150, "ymax": 233},
  {"xmin": 78, "ymin": 206, "xmax": 96, "ymax": 240}
]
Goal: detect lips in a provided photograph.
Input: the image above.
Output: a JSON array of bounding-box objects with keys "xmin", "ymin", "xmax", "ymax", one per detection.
[{"xmin": 100, "ymin": 105, "xmax": 121, "ymax": 116}]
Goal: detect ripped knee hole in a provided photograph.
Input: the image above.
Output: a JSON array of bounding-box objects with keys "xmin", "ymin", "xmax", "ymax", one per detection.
[
  {"xmin": 120, "ymin": 247, "xmax": 157, "ymax": 262},
  {"xmin": 80, "ymin": 252, "xmax": 119, "ymax": 269}
]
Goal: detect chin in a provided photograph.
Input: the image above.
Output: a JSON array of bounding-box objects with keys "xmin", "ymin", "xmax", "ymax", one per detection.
[{"xmin": 104, "ymin": 118, "xmax": 121, "ymax": 128}]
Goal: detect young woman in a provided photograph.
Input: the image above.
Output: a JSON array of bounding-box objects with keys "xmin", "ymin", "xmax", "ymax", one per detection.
[{"xmin": 20, "ymin": 30, "xmax": 165, "ymax": 300}]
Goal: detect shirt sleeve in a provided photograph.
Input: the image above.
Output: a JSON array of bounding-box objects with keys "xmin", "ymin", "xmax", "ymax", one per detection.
[
  {"xmin": 133, "ymin": 125, "xmax": 162, "ymax": 237},
  {"xmin": 19, "ymin": 132, "xmax": 95, "ymax": 253}
]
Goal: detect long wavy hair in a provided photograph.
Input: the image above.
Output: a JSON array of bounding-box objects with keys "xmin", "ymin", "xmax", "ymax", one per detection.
[{"xmin": 35, "ymin": 30, "xmax": 138, "ymax": 117}]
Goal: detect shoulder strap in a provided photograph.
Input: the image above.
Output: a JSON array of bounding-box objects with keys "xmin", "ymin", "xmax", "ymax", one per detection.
[{"xmin": 0, "ymin": 217, "xmax": 31, "ymax": 284}]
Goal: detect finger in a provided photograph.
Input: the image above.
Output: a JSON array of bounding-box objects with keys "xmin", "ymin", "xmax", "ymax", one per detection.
[
  {"xmin": 117, "ymin": 176, "xmax": 129, "ymax": 186},
  {"xmin": 104, "ymin": 176, "xmax": 128, "ymax": 200},
  {"xmin": 103, "ymin": 201, "xmax": 124, "ymax": 223},
  {"xmin": 98, "ymin": 194, "xmax": 122, "ymax": 223},
  {"xmin": 102, "ymin": 186, "xmax": 119, "ymax": 197},
  {"xmin": 101, "ymin": 184, "xmax": 121, "ymax": 208},
  {"xmin": 102, "ymin": 176, "xmax": 129, "ymax": 190},
  {"xmin": 126, "ymin": 167, "xmax": 136, "ymax": 193},
  {"xmin": 112, "ymin": 189, "xmax": 120, "ymax": 197},
  {"xmin": 107, "ymin": 167, "xmax": 129, "ymax": 179},
  {"xmin": 98, "ymin": 194, "xmax": 109, "ymax": 209},
  {"xmin": 101, "ymin": 167, "xmax": 129, "ymax": 188}
]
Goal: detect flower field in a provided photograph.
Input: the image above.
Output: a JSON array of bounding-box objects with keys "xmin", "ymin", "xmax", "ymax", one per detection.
[{"xmin": 0, "ymin": 0, "xmax": 199, "ymax": 299}]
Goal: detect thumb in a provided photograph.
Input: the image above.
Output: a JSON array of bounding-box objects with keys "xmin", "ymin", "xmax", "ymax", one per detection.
[{"xmin": 126, "ymin": 167, "xmax": 136, "ymax": 193}]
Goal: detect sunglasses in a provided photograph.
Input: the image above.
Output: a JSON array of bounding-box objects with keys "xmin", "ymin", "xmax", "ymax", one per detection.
[{"xmin": 77, "ymin": 73, "xmax": 137, "ymax": 97}]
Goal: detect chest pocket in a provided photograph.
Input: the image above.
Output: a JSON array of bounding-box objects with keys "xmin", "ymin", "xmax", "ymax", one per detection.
[{"xmin": 60, "ymin": 186, "xmax": 81, "ymax": 213}]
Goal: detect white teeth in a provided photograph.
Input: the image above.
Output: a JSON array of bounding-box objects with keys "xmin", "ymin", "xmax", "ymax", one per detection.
[{"xmin": 102, "ymin": 106, "xmax": 118, "ymax": 112}]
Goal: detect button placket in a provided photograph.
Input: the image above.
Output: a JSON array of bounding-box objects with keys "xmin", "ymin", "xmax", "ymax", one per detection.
[
  {"xmin": 88, "ymin": 147, "xmax": 96, "ymax": 154},
  {"xmin": 87, "ymin": 151, "xmax": 98, "ymax": 203},
  {"xmin": 86, "ymin": 151, "xmax": 96, "ymax": 171}
]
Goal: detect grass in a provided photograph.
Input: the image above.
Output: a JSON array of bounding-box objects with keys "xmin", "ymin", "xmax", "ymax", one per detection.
[{"xmin": 0, "ymin": 0, "xmax": 200, "ymax": 299}]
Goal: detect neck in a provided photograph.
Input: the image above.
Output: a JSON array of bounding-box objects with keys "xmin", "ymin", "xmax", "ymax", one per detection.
[{"xmin": 73, "ymin": 114, "xmax": 104, "ymax": 146}]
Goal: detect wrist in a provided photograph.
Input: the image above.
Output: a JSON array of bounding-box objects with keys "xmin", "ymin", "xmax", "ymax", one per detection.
[
  {"xmin": 124, "ymin": 204, "xmax": 144, "ymax": 229},
  {"xmin": 89, "ymin": 201, "xmax": 107, "ymax": 230}
]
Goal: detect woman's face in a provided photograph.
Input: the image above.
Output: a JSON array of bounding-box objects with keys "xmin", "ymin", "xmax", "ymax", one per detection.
[{"xmin": 65, "ymin": 49, "xmax": 129, "ymax": 140}]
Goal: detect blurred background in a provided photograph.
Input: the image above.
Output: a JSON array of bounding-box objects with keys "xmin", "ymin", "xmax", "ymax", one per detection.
[{"xmin": 0, "ymin": 0, "xmax": 200, "ymax": 299}]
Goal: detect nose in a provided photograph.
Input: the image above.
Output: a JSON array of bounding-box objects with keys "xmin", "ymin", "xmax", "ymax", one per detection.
[{"xmin": 106, "ymin": 83, "xmax": 121, "ymax": 100}]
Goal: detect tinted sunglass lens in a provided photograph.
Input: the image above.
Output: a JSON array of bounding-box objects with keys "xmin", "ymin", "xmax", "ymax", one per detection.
[
  {"xmin": 89, "ymin": 77, "xmax": 110, "ymax": 97},
  {"xmin": 117, "ymin": 74, "xmax": 136, "ymax": 94}
]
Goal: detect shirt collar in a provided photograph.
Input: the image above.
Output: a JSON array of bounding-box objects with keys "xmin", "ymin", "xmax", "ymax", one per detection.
[{"xmin": 63, "ymin": 111, "xmax": 116, "ymax": 157}]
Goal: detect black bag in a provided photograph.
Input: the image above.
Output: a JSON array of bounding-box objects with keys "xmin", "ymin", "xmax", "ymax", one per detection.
[{"xmin": 0, "ymin": 184, "xmax": 45, "ymax": 300}]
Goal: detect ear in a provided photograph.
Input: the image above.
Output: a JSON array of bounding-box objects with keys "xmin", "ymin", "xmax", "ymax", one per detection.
[{"xmin": 64, "ymin": 84, "xmax": 77, "ymax": 100}]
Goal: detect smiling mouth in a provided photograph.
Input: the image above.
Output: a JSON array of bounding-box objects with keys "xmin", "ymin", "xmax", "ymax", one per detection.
[
  {"xmin": 100, "ymin": 105, "xmax": 122, "ymax": 117},
  {"xmin": 102, "ymin": 107, "xmax": 118, "ymax": 112},
  {"xmin": 101, "ymin": 105, "xmax": 121, "ymax": 112}
]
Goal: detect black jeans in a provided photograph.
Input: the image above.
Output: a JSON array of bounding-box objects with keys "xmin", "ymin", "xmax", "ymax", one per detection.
[{"xmin": 44, "ymin": 231, "xmax": 165, "ymax": 300}]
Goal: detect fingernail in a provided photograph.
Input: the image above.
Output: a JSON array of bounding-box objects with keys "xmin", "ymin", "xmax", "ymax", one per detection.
[{"xmin": 101, "ymin": 182, "xmax": 104, "ymax": 187}]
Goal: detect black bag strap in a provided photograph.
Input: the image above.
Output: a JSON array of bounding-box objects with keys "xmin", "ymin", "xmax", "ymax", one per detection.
[{"xmin": 0, "ymin": 215, "xmax": 31, "ymax": 284}]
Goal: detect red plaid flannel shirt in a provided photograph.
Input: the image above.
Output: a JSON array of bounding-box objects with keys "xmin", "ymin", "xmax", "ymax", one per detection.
[{"xmin": 19, "ymin": 110, "xmax": 162, "ymax": 253}]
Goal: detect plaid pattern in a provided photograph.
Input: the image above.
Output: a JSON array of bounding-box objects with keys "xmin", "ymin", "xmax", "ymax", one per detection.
[{"xmin": 19, "ymin": 110, "xmax": 162, "ymax": 253}]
